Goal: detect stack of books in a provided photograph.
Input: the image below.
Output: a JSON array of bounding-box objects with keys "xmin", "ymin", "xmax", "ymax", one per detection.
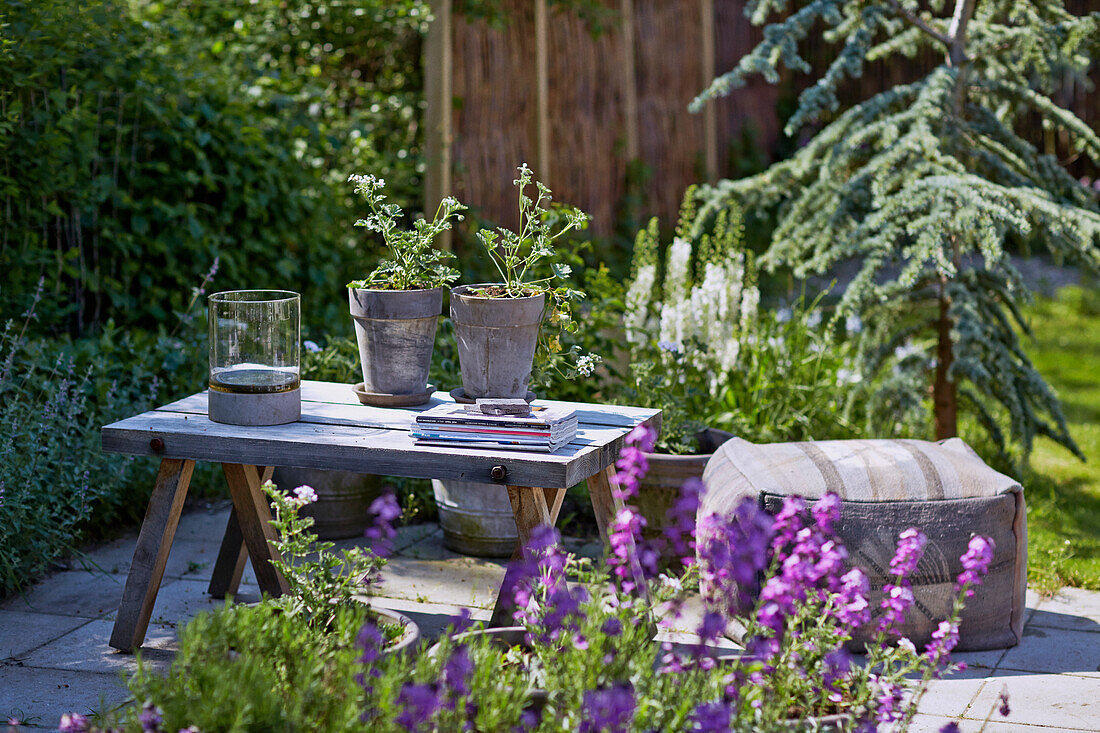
[{"xmin": 412, "ymin": 401, "xmax": 578, "ymax": 453}]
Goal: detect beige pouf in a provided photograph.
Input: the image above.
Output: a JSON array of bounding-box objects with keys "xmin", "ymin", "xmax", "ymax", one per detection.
[{"xmin": 699, "ymin": 437, "xmax": 1027, "ymax": 650}]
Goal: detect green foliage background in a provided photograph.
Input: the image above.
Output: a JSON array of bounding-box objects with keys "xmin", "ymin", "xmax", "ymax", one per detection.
[
  {"xmin": 0, "ymin": 0, "xmax": 431, "ymax": 595},
  {"xmin": 0, "ymin": 0, "xmax": 429, "ymax": 337}
]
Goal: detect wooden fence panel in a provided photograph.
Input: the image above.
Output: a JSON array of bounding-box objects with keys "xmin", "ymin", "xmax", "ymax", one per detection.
[{"xmin": 438, "ymin": 1, "xmax": 1099, "ymax": 240}]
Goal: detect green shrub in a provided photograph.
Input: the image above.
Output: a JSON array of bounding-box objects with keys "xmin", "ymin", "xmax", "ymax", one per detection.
[
  {"xmin": 0, "ymin": 289, "xmax": 211, "ymax": 596},
  {"xmin": 0, "ymin": 0, "xmax": 428, "ymax": 337},
  {"xmin": 125, "ymin": 602, "xmax": 369, "ymax": 732}
]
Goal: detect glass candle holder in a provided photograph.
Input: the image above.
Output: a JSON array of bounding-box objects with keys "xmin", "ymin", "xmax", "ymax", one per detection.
[{"xmin": 208, "ymin": 290, "xmax": 301, "ymax": 425}]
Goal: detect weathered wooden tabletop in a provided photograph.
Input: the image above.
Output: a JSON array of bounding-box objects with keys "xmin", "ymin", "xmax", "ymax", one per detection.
[{"xmin": 101, "ymin": 380, "xmax": 662, "ymax": 488}]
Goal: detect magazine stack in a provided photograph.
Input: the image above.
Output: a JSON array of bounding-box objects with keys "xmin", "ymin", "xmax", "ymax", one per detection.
[{"xmin": 412, "ymin": 400, "xmax": 578, "ymax": 453}]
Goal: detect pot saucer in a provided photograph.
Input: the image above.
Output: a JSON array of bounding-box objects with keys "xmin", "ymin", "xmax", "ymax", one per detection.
[
  {"xmin": 449, "ymin": 387, "xmax": 536, "ymax": 404},
  {"xmin": 353, "ymin": 383, "xmax": 435, "ymax": 407}
]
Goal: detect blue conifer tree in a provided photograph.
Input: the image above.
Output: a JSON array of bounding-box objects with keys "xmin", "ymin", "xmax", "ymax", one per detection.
[{"xmin": 693, "ymin": 0, "xmax": 1100, "ymax": 457}]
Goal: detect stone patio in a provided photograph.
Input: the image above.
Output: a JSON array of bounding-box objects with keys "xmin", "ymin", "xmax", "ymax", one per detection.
[{"xmin": 2, "ymin": 503, "xmax": 1099, "ymax": 731}]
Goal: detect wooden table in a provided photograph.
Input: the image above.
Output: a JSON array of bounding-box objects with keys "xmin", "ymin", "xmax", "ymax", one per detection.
[{"xmin": 102, "ymin": 380, "xmax": 661, "ymax": 652}]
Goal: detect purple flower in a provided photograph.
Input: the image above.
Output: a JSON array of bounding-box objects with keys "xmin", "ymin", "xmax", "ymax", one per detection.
[
  {"xmin": 697, "ymin": 610, "xmax": 726, "ymax": 645},
  {"xmin": 811, "ymin": 492, "xmax": 841, "ymax": 534},
  {"xmin": 580, "ymin": 683, "xmax": 635, "ymax": 733},
  {"xmin": 689, "ymin": 700, "xmax": 732, "ymax": 732},
  {"xmin": 957, "ymin": 535, "xmax": 995, "ymax": 597},
  {"xmin": 611, "ymin": 424, "xmax": 657, "ymax": 502},
  {"xmin": 395, "ymin": 682, "xmax": 441, "ymax": 731},
  {"xmin": 878, "ymin": 582, "xmax": 915, "ymax": 633},
  {"xmin": 601, "ymin": 617, "xmax": 623, "ymax": 637},
  {"xmin": 938, "ymin": 723, "xmax": 961, "ymax": 733},
  {"xmin": 356, "ymin": 616, "xmax": 386, "ymax": 716},
  {"xmin": 834, "ymin": 567, "xmax": 871, "ymax": 628},
  {"xmin": 890, "ymin": 528, "xmax": 927, "ymax": 577},
  {"xmin": 448, "ymin": 607, "xmax": 474, "ymax": 635},
  {"xmin": 770, "ymin": 495, "xmax": 807, "ymax": 554},
  {"xmin": 998, "ymin": 685, "xmax": 1010, "ymax": 717},
  {"xmin": 58, "ymin": 714, "xmax": 89, "ymax": 733},
  {"xmin": 607, "ymin": 505, "xmax": 652, "ymax": 591},
  {"xmin": 442, "ymin": 645, "xmax": 474, "ymax": 703},
  {"xmin": 515, "ymin": 709, "xmax": 539, "ymax": 731},
  {"xmin": 924, "ymin": 618, "xmax": 960, "ymax": 662},
  {"xmin": 874, "ymin": 679, "xmax": 906, "ymax": 723},
  {"xmin": 507, "ymin": 525, "xmax": 589, "ymax": 644},
  {"xmin": 139, "ymin": 702, "xmax": 164, "ymax": 732},
  {"xmin": 365, "ymin": 492, "xmax": 402, "ymax": 557},
  {"xmin": 697, "ymin": 498, "xmax": 775, "ymax": 616},
  {"xmin": 662, "ymin": 477, "xmax": 703, "ymax": 567}
]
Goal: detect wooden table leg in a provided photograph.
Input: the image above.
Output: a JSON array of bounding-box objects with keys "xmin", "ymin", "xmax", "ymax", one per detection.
[
  {"xmin": 489, "ymin": 485, "xmax": 563, "ymax": 626},
  {"xmin": 109, "ymin": 459, "xmax": 195, "ymax": 653},
  {"xmin": 207, "ymin": 505, "xmax": 246, "ymax": 599},
  {"xmin": 208, "ymin": 466, "xmax": 273, "ymax": 599},
  {"xmin": 222, "ymin": 463, "xmax": 289, "ymax": 598}
]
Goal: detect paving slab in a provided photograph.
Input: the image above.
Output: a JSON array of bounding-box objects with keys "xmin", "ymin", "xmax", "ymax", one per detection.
[
  {"xmin": 906, "ymin": 713, "xmax": 963, "ymax": 732},
  {"xmin": 998, "ymin": 625, "xmax": 1100, "ymax": 677},
  {"xmin": 1030, "ymin": 588, "xmax": 1100, "ymax": 634},
  {"xmin": 953, "ymin": 646, "xmax": 1008, "ymax": 671},
  {"xmin": 78, "ymin": 538, "xmax": 218, "ymax": 581},
  {"xmin": 102, "ymin": 578, "xmax": 260, "ymax": 628},
  {"xmin": 967, "ymin": 672, "xmax": 1100, "ymax": 730},
  {"xmin": 915, "ymin": 670, "xmax": 992, "ymax": 719},
  {"xmin": 171, "ymin": 503, "xmax": 235, "ymax": 544},
  {"xmin": 1, "ymin": 571, "xmax": 123, "ymax": 620},
  {"xmin": 368, "ymin": 596, "xmax": 493, "ymax": 641},
  {"xmin": 0, "ymin": 612, "xmax": 91, "ymax": 661},
  {"xmin": 0, "ymin": 664, "xmax": 127, "ymax": 728},
  {"xmin": 379, "ymin": 555, "xmax": 505, "ymax": 610},
  {"xmin": 19, "ymin": 619, "xmax": 177, "ymax": 676},
  {"xmin": 971, "ymin": 723, "xmax": 1097, "ymax": 733}
]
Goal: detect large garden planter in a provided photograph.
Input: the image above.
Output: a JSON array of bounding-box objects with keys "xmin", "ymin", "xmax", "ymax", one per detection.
[
  {"xmin": 368, "ymin": 604, "xmax": 421, "ymax": 657},
  {"xmin": 431, "ymin": 479, "xmax": 518, "ymax": 558},
  {"xmin": 348, "ymin": 287, "xmax": 442, "ymax": 405},
  {"xmin": 635, "ymin": 451, "xmax": 711, "ymax": 544},
  {"xmin": 450, "ymin": 284, "xmax": 544, "ymax": 399},
  {"xmin": 271, "ymin": 466, "xmax": 383, "ymax": 540},
  {"xmin": 636, "ymin": 429, "xmax": 732, "ymax": 550}
]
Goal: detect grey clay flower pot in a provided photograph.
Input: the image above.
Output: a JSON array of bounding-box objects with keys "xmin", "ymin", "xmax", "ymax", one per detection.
[
  {"xmin": 348, "ymin": 287, "xmax": 442, "ymax": 399},
  {"xmin": 450, "ymin": 284, "xmax": 545, "ymax": 399}
]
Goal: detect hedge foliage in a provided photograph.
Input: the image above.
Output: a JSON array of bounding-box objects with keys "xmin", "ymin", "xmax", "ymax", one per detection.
[
  {"xmin": 0, "ymin": 0, "xmax": 430, "ymax": 595},
  {"xmin": 0, "ymin": 0, "xmax": 429, "ymax": 336}
]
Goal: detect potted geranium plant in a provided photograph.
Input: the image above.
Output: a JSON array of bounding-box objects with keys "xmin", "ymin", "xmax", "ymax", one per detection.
[
  {"xmin": 450, "ymin": 163, "xmax": 589, "ymax": 400},
  {"xmin": 346, "ymin": 174, "xmax": 466, "ymax": 406}
]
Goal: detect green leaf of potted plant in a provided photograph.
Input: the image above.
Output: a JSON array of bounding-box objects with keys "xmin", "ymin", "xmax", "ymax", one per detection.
[
  {"xmin": 451, "ymin": 164, "xmax": 589, "ymax": 400},
  {"xmin": 346, "ymin": 174, "xmax": 466, "ymax": 406}
]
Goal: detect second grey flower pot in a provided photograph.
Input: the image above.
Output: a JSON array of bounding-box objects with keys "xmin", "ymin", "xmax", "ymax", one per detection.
[
  {"xmin": 348, "ymin": 287, "xmax": 442, "ymax": 403},
  {"xmin": 450, "ymin": 284, "xmax": 545, "ymax": 399}
]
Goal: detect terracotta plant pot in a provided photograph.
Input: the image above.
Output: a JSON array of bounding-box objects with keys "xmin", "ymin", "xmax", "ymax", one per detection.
[
  {"xmin": 450, "ymin": 284, "xmax": 545, "ymax": 399},
  {"xmin": 348, "ymin": 287, "xmax": 442, "ymax": 404}
]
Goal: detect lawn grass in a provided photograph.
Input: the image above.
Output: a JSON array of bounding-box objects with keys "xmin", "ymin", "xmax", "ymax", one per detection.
[{"xmin": 1020, "ymin": 285, "xmax": 1100, "ymax": 594}]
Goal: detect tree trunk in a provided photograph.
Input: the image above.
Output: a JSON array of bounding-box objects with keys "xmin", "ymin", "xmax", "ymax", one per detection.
[{"xmin": 933, "ymin": 290, "xmax": 957, "ymax": 439}]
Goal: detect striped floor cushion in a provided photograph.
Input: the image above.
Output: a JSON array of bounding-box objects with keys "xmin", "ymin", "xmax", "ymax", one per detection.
[{"xmin": 699, "ymin": 437, "xmax": 1027, "ymax": 650}]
